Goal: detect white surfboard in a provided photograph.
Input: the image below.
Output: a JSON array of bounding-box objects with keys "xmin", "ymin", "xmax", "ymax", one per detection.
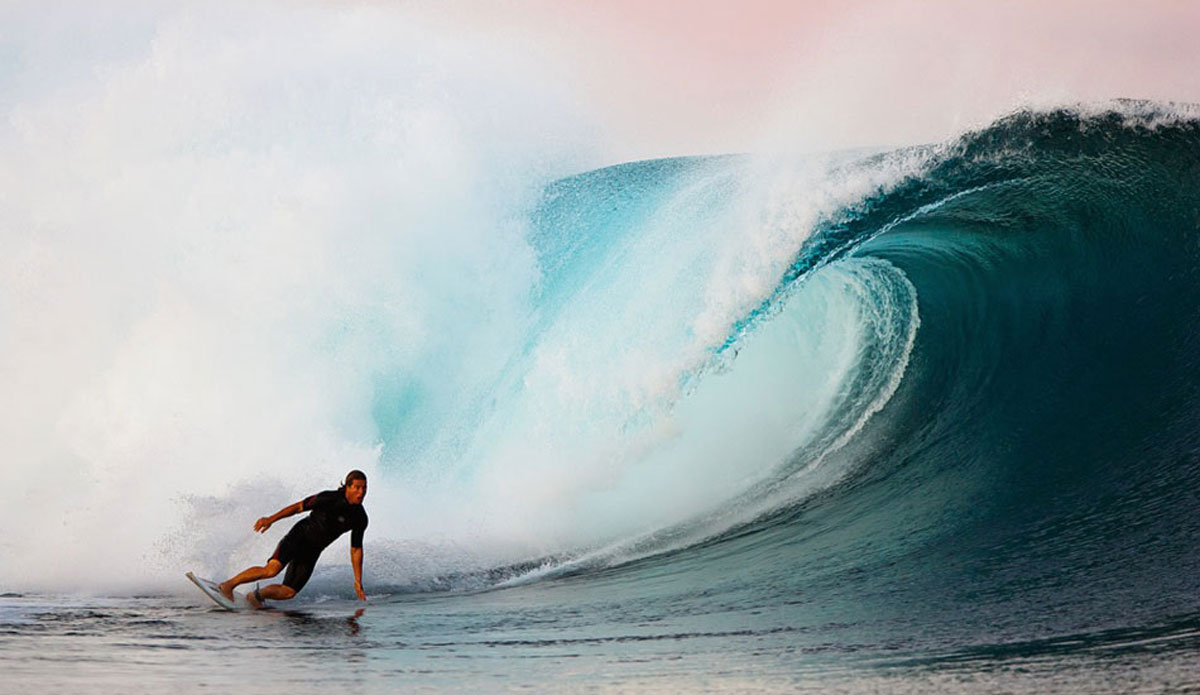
[{"xmin": 186, "ymin": 571, "xmax": 246, "ymax": 611}]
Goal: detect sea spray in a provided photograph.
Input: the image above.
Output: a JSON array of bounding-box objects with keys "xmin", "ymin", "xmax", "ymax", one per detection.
[{"xmin": 0, "ymin": 2, "xmax": 591, "ymax": 592}]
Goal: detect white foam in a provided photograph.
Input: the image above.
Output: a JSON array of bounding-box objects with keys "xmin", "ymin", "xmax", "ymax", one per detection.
[
  {"xmin": 497, "ymin": 256, "xmax": 922, "ymax": 584},
  {"xmin": 0, "ymin": 2, "xmax": 592, "ymax": 592}
]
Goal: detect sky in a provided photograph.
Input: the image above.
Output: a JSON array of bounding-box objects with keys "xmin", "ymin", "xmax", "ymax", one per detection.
[
  {"xmin": 4, "ymin": 0, "xmax": 1199, "ymax": 161},
  {"xmin": 397, "ymin": 0, "xmax": 1200, "ymax": 159}
]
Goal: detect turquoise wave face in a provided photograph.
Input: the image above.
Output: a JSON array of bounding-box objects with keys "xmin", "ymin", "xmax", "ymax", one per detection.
[
  {"xmin": 370, "ymin": 145, "xmax": 932, "ymax": 565},
  {"xmin": 363, "ymin": 104, "xmax": 1200, "ymax": 655}
]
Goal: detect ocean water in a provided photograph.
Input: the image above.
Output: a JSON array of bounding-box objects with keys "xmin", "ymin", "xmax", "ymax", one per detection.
[{"xmin": 3, "ymin": 73, "xmax": 1200, "ymax": 691}]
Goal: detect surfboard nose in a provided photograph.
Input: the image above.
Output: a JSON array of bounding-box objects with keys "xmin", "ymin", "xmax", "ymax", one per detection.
[{"xmin": 186, "ymin": 571, "xmax": 243, "ymax": 611}]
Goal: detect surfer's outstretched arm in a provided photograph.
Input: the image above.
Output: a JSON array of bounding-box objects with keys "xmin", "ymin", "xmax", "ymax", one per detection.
[
  {"xmin": 351, "ymin": 546, "xmax": 366, "ymax": 601},
  {"xmin": 254, "ymin": 500, "xmax": 305, "ymax": 533}
]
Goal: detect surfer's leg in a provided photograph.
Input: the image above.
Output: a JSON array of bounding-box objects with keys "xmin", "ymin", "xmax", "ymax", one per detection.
[
  {"xmin": 257, "ymin": 584, "xmax": 298, "ymax": 601},
  {"xmin": 221, "ymin": 536, "xmax": 299, "ymax": 599},
  {"xmin": 243, "ymin": 582, "xmax": 295, "ymax": 609},
  {"xmin": 219, "ymin": 559, "xmax": 283, "ymax": 600},
  {"xmin": 247, "ymin": 551, "xmax": 317, "ymax": 607}
]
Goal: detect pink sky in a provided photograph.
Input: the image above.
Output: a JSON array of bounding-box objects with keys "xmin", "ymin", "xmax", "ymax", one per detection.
[
  {"xmin": 8, "ymin": 0, "xmax": 1199, "ymax": 161},
  {"xmin": 403, "ymin": 0, "xmax": 1200, "ymax": 159}
]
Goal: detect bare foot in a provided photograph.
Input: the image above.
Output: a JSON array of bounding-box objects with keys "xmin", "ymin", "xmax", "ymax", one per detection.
[
  {"xmin": 245, "ymin": 589, "xmax": 263, "ymax": 609},
  {"xmin": 218, "ymin": 582, "xmax": 235, "ymax": 601}
]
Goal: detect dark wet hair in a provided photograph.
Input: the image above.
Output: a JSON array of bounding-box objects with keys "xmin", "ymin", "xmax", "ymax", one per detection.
[{"xmin": 341, "ymin": 470, "xmax": 367, "ymax": 489}]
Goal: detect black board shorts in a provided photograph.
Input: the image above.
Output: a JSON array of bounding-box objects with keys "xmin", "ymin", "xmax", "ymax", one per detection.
[{"xmin": 269, "ymin": 532, "xmax": 321, "ymax": 592}]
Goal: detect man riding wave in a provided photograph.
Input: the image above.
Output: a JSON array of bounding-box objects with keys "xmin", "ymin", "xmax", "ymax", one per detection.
[{"xmin": 219, "ymin": 470, "xmax": 368, "ymax": 607}]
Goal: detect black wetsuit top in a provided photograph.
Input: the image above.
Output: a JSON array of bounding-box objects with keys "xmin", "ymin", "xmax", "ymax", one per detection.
[
  {"xmin": 270, "ymin": 489, "xmax": 368, "ymax": 592},
  {"xmin": 291, "ymin": 489, "xmax": 369, "ymax": 551}
]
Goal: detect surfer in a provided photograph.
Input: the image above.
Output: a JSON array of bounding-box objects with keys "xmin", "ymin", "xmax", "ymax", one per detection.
[{"xmin": 218, "ymin": 470, "xmax": 369, "ymax": 608}]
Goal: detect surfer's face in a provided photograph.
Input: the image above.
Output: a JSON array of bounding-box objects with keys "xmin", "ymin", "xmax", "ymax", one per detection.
[{"xmin": 345, "ymin": 479, "xmax": 367, "ymax": 505}]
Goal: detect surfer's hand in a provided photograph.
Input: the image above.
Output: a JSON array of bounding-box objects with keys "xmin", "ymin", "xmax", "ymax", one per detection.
[
  {"xmin": 355, "ymin": 582, "xmax": 366, "ymax": 601},
  {"xmin": 254, "ymin": 517, "xmax": 273, "ymax": 533}
]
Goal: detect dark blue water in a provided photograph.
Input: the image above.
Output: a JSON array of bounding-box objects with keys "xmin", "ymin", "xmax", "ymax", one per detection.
[{"xmin": 4, "ymin": 104, "xmax": 1199, "ymax": 692}]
